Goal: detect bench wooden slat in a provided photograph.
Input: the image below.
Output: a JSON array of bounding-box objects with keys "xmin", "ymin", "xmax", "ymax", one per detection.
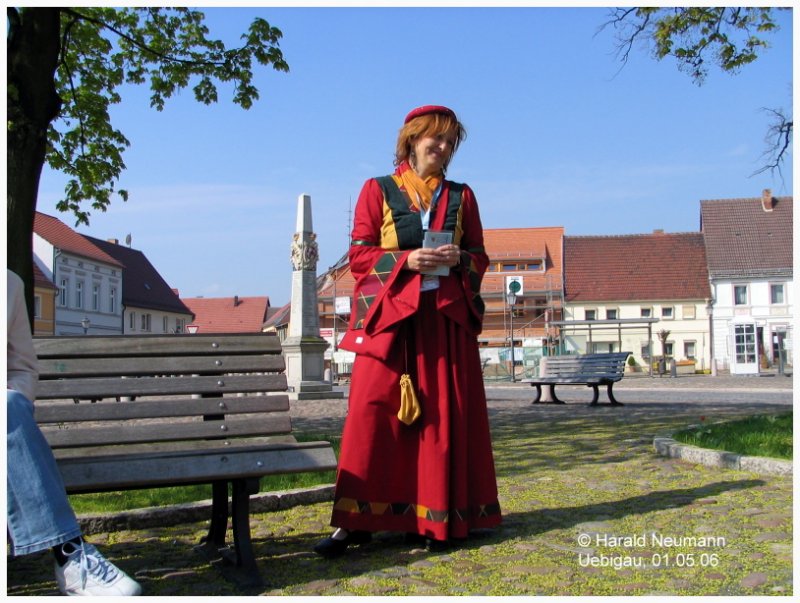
[
  {"xmin": 36, "ymin": 373, "xmax": 287, "ymax": 399},
  {"xmin": 34, "ymin": 394, "xmax": 289, "ymax": 423},
  {"xmin": 33, "ymin": 333, "xmax": 282, "ymax": 358},
  {"xmin": 41, "ymin": 414, "xmax": 293, "ymax": 448},
  {"xmin": 52, "ymin": 435, "xmax": 300, "ymax": 459},
  {"xmin": 38, "ymin": 354, "xmax": 285, "ymax": 378},
  {"xmin": 58, "ymin": 441, "xmax": 338, "ymax": 492}
]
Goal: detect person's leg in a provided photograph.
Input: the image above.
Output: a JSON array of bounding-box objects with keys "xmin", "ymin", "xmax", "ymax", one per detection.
[
  {"xmin": 6, "ymin": 390, "xmax": 82, "ymax": 556},
  {"xmin": 7, "ymin": 391, "xmax": 142, "ymax": 595}
]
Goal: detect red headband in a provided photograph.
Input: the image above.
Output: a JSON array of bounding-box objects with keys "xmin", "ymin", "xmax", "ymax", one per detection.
[{"xmin": 404, "ymin": 105, "xmax": 456, "ymax": 124}]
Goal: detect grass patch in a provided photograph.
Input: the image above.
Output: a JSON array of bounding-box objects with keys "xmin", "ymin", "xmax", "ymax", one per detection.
[
  {"xmin": 671, "ymin": 412, "xmax": 792, "ymax": 460},
  {"xmin": 68, "ymin": 434, "xmax": 340, "ymax": 515}
]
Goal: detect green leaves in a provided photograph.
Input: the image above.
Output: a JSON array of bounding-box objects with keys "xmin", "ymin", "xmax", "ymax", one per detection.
[
  {"xmin": 41, "ymin": 7, "xmax": 289, "ymax": 224},
  {"xmin": 607, "ymin": 7, "xmax": 785, "ymax": 85}
]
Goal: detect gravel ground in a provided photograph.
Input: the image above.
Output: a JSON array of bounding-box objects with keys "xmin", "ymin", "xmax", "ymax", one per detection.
[{"xmin": 6, "ymin": 372, "xmax": 793, "ymax": 596}]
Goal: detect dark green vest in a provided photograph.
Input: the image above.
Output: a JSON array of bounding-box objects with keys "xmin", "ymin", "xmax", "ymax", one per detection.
[{"xmin": 374, "ymin": 176, "xmax": 464, "ymax": 249}]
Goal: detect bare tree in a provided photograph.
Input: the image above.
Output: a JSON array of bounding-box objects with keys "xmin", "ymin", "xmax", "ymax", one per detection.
[{"xmin": 600, "ymin": 7, "xmax": 792, "ymax": 177}]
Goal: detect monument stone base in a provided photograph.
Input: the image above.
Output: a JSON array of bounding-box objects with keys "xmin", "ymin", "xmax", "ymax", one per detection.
[{"xmin": 282, "ymin": 336, "xmax": 344, "ymax": 400}]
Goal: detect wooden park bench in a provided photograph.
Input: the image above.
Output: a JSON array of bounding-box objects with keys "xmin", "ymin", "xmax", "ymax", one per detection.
[
  {"xmin": 32, "ymin": 332, "xmax": 338, "ymax": 587},
  {"xmin": 522, "ymin": 352, "xmax": 631, "ymax": 406}
]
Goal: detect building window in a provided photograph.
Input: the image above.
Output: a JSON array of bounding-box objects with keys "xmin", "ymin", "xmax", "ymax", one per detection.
[
  {"xmin": 59, "ymin": 278, "xmax": 69, "ymax": 307},
  {"xmin": 734, "ymin": 323, "xmax": 757, "ymax": 364},
  {"xmin": 75, "ymin": 281, "xmax": 84, "ymax": 309},
  {"xmin": 141, "ymin": 314, "xmax": 151, "ymax": 332},
  {"xmin": 661, "ymin": 306, "xmax": 674, "ymax": 319},
  {"xmin": 129, "ymin": 312, "xmax": 136, "ymax": 331},
  {"xmin": 585, "ymin": 309, "xmax": 597, "ymax": 321},
  {"xmin": 501, "ymin": 263, "xmax": 517, "ymax": 272},
  {"xmin": 682, "ymin": 305, "xmax": 696, "ymax": 319},
  {"xmin": 109, "ymin": 287, "xmax": 117, "ymax": 313},
  {"xmin": 163, "ymin": 316, "xmax": 169, "ymax": 333},
  {"xmin": 33, "ymin": 295, "xmax": 42, "ymax": 318},
  {"xmin": 770, "ymin": 283, "xmax": 785, "ymax": 304},
  {"xmin": 486, "ymin": 264, "xmax": 497, "ymax": 272},
  {"xmin": 734, "ymin": 285, "xmax": 748, "ymax": 306},
  {"xmin": 92, "ymin": 284, "xmax": 100, "ymax": 311},
  {"xmin": 640, "ymin": 307, "xmax": 652, "ymax": 318},
  {"xmin": 664, "ymin": 343, "xmax": 674, "ymax": 358},
  {"xmin": 525, "ymin": 261, "xmax": 543, "ymax": 271},
  {"xmin": 640, "ymin": 343, "xmax": 651, "ymax": 360},
  {"xmin": 606, "ymin": 309, "xmax": 618, "ymax": 320},
  {"xmin": 176, "ymin": 318, "xmax": 186, "ymax": 333},
  {"xmin": 684, "ymin": 341, "xmax": 696, "ymax": 359}
]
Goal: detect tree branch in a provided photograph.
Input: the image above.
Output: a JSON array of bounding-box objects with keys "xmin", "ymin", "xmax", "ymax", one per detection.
[{"xmin": 63, "ymin": 7, "xmax": 235, "ymax": 68}]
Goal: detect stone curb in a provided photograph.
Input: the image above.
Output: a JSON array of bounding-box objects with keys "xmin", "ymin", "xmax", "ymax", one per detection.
[
  {"xmin": 76, "ymin": 484, "xmax": 335, "ymax": 535},
  {"xmin": 653, "ymin": 437, "xmax": 792, "ymax": 477}
]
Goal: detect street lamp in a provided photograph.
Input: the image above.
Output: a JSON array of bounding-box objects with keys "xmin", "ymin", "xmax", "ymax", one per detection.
[
  {"xmin": 80, "ymin": 316, "xmax": 90, "ymax": 335},
  {"xmin": 506, "ymin": 281, "xmax": 521, "ymax": 382}
]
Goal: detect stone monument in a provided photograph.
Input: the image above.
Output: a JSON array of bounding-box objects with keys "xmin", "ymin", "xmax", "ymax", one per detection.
[{"xmin": 282, "ymin": 194, "xmax": 343, "ymax": 400}]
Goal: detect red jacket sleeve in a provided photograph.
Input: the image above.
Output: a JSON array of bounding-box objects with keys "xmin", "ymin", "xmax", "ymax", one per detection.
[{"xmin": 348, "ymin": 178, "xmax": 419, "ymax": 333}]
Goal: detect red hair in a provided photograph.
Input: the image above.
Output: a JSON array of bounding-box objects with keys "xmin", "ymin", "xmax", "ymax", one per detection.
[{"xmin": 394, "ymin": 112, "xmax": 467, "ymax": 171}]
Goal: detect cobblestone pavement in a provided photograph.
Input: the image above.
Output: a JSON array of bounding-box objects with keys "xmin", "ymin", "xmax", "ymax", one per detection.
[{"xmin": 6, "ymin": 373, "xmax": 793, "ymax": 596}]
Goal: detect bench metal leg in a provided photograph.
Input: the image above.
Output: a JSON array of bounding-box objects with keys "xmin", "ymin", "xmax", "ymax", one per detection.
[
  {"xmin": 587, "ymin": 384, "xmax": 624, "ymax": 406},
  {"xmin": 199, "ymin": 480, "xmax": 229, "ymax": 550},
  {"xmin": 532, "ymin": 384, "xmax": 565, "ymax": 404},
  {"xmin": 196, "ymin": 478, "xmax": 264, "ymax": 587},
  {"xmin": 607, "ymin": 383, "xmax": 623, "ymax": 406},
  {"xmin": 223, "ymin": 478, "xmax": 263, "ymax": 587}
]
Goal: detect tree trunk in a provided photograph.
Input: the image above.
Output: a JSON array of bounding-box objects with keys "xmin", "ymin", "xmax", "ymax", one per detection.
[{"xmin": 7, "ymin": 7, "xmax": 63, "ymax": 323}]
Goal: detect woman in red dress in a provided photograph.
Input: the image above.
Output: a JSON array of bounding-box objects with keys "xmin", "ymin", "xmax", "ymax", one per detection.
[{"xmin": 314, "ymin": 105, "xmax": 501, "ymax": 557}]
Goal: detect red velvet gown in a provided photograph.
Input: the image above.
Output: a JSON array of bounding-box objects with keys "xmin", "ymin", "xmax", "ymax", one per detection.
[{"xmin": 330, "ymin": 166, "xmax": 501, "ymax": 541}]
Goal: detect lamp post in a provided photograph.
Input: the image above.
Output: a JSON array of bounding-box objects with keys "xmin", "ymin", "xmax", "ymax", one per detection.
[
  {"xmin": 506, "ymin": 281, "xmax": 520, "ymax": 382},
  {"xmin": 80, "ymin": 316, "xmax": 90, "ymax": 335}
]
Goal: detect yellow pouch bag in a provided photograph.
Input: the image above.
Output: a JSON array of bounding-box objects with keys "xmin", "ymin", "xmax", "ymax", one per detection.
[{"xmin": 398, "ymin": 373, "xmax": 422, "ymax": 425}]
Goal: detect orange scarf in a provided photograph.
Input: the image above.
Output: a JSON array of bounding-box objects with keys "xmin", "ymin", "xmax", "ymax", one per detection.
[{"xmin": 392, "ymin": 163, "xmax": 442, "ymax": 212}]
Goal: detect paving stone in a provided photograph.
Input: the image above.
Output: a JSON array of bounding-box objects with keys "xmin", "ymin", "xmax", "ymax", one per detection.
[{"xmin": 740, "ymin": 572, "xmax": 768, "ymax": 588}]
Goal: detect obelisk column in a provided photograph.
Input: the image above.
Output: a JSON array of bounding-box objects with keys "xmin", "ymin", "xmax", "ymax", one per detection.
[{"xmin": 282, "ymin": 194, "xmax": 342, "ymax": 399}]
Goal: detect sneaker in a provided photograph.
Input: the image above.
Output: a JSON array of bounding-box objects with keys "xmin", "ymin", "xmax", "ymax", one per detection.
[{"xmin": 54, "ymin": 540, "xmax": 142, "ymax": 596}]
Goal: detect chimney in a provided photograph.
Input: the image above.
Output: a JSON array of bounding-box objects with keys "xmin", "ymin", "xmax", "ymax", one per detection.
[
  {"xmin": 107, "ymin": 238, "xmax": 119, "ymax": 245},
  {"xmin": 234, "ymin": 295, "xmax": 240, "ymax": 307},
  {"xmin": 761, "ymin": 189, "xmax": 774, "ymax": 212}
]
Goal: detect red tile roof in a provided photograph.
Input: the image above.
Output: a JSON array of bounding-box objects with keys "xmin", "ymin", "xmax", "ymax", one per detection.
[
  {"xmin": 33, "ymin": 212, "xmax": 123, "ymax": 267},
  {"xmin": 181, "ymin": 296, "xmax": 270, "ymax": 334},
  {"xmin": 564, "ymin": 232, "xmax": 711, "ymax": 302},
  {"xmin": 700, "ymin": 195, "xmax": 793, "ymax": 278},
  {"xmin": 482, "ymin": 227, "xmax": 564, "ymax": 296},
  {"xmin": 85, "ymin": 236, "xmax": 193, "ymax": 316},
  {"xmin": 32, "ymin": 262, "xmax": 57, "ymax": 290}
]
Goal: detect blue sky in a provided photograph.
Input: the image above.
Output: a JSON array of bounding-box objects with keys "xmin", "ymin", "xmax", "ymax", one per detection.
[{"xmin": 36, "ymin": 6, "xmax": 794, "ymax": 306}]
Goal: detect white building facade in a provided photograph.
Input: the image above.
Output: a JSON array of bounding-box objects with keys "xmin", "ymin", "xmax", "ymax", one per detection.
[
  {"xmin": 709, "ymin": 277, "xmax": 793, "ymax": 374},
  {"xmin": 700, "ymin": 193, "xmax": 793, "ymax": 375},
  {"xmin": 33, "ymin": 236, "xmax": 124, "ymax": 336},
  {"xmin": 562, "ymin": 300, "xmax": 711, "ymax": 371}
]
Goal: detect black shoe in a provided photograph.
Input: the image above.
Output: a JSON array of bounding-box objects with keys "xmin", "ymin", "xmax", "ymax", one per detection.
[
  {"xmin": 313, "ymin": 530, "xmax": 371, "ymax": 558},
  {"xmin": 404, "ymin": 532, "xmax": 427, "ymax": 546},
  {"xmin": 425, "ymin": 538, "xmax": 451, "ymax": 552}
]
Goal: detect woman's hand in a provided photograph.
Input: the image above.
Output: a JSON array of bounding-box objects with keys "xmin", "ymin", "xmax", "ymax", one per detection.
[{"xmin": 407, "ymin": 244, "xmax": 461, "ymax": 272}]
